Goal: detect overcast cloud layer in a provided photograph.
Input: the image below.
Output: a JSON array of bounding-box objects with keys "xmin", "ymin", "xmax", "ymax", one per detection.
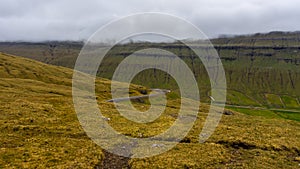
[{"xmin": 0, "ymin": 0, "xmax": 300, "ymax": 41}]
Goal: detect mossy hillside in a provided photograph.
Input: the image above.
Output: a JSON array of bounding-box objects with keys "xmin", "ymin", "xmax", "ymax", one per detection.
[{"xmin": 1, "ymin": 53, "xmax": 300, "ymax": 168}]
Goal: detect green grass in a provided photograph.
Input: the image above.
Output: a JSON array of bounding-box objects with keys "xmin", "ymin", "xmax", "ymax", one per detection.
[
  {"xmin": 227, "ymin": 107, "xmax": 300, "ymax": 122},
  {"xmin": 265, "ymin": 94, "xmax": 284, "ymax": 108},
  {"xmin": 227, "ymin": 107, "xmax": 281, "ymax": 119},
  {"xmin": 1, "ymin": 52, "xmax": 300, "ymax": 168},
  {"xmin": 273, "ymin": 110, "xmax": 300, "ymax": 122},
  {"xmin": 226, "ymin": 90, "xmax": 260, "ymax": 106},
  {"xmin": 281, "ymin": 95, "xmax": 300, "ymax": 109}
]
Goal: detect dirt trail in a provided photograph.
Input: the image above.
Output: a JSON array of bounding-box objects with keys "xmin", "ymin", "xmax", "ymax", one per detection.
[{"xmin": 96, "ymin": 150, "xmax": 131, "ymax": 169}]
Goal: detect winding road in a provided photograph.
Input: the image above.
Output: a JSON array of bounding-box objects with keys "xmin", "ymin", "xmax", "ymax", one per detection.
[
  {"xmin": 107, "ymin": 90, "xmax": 300, "ymax": 113},
  {"xmin": 107, "ymin": 89, "xmax": 171, "ymax": 103}
]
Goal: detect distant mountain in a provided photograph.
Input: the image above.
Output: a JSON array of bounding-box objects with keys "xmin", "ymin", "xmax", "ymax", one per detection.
[{"xmin": 0, "ymin": 31, "xmax": 299, "ymax": 108}]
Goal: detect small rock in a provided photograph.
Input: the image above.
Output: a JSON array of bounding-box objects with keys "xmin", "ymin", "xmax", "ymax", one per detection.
[
  {"xmin": 223, "ymin": 110, "xmax": 234, "ymax": 115},
  {"xmin": 294, "ymin": 157, "xmax": 300, "ymax": 161},
  {"xmin": 140, "ymin": 90, "xmax": 148, "ymax": 95},
  {"xmin": 101, "ymin": 116, "xmax": 111, "ymax": 121},
  {"xmin": 151, "ymin": 143, "xmax": 165, "ymax": 148}
]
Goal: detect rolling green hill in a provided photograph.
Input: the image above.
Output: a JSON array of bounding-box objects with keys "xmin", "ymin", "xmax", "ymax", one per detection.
[
  {"xmin": 0, "ymin": 31, "xmax": 299, "ymax": 109},
  {"xmin": 0, "ymin": 52, "xmax": 104, "ymax": 168},
  {"xmin": 0, "ymin": 52, "xmax": 300, "ymax": 168}
]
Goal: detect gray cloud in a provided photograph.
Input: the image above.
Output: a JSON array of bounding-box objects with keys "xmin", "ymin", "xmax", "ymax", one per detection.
[{"xmin": 0, "ymin": 0, "xmax": 299, "ymax": 41}]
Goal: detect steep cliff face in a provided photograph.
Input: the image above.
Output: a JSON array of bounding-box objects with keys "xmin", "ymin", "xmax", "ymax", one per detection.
[
  {"xmin": 94, "ymin": 40, "xmax": 300, "ymax": 107},
  {"xmin": 212, "ymin": 32, "xmax": 300, "ymax": 106},
  {"xmin": 0, "ymin": 32, "xmax": 299, "ymax": 107}
]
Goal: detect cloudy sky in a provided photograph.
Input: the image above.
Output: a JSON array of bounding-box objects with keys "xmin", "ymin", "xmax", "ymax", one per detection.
[{"xmin": 0, "ymin": 0, "xmax": 299, "ymax": 41}]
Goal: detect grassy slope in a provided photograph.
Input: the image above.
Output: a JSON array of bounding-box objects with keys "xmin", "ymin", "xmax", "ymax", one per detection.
[
  {"xmin": 0, "ymin": 52, "xmax": 106, "ymax": 168},
  {"xmin": 0, "ymin": 52, "xmax": 300, "ymax": 168}
]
